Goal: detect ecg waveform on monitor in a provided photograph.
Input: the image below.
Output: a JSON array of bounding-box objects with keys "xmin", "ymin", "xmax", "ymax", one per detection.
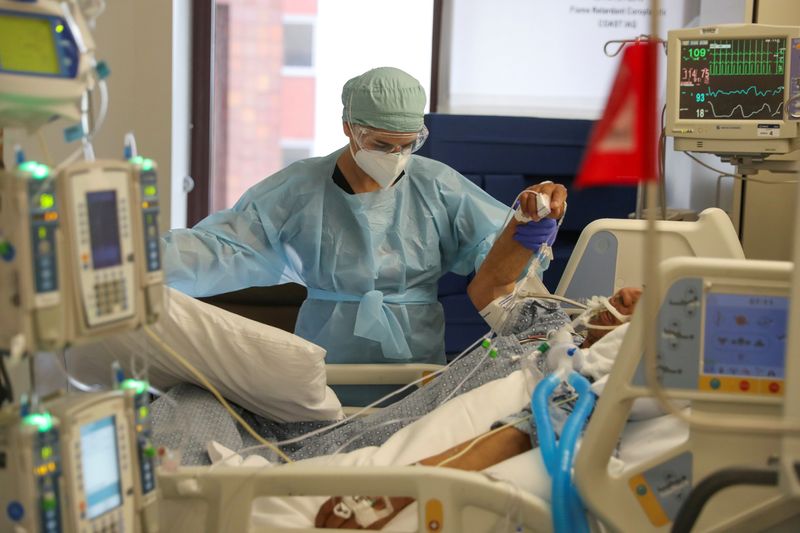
[{"xmin": 678, "ymin": 37, "xmax": 786, "ymax": 120}]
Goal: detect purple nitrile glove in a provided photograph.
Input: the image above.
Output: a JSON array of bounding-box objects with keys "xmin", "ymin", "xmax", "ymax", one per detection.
[{"xmin": 513, "ymin": 217, "xmax": 558, "ymax": 251}]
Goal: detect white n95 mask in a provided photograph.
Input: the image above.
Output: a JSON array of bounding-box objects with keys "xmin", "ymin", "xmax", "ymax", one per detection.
[{"xmin": 352, "ymin": 148, "xmax": 410, "ymax": 189}]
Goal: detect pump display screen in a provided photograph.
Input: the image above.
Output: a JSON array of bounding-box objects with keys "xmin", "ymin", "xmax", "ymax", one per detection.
[
  {"xmin": 679, "ymin": 37, "xmax": 786, "ymax": 120},
  {"xmin": 0, "ymin": 14, "xmax": 59, "ymax": 74},
  {"xmin": 86, "ymin": 191, "xmax": 122, "ymax": 269},
  {"xmin": 703, "ymin": 293, "xmax": 788, "ymax": 378},
  {"xmin": 80, "ymin": 416, "xmax": 123, "ymax": 519}
]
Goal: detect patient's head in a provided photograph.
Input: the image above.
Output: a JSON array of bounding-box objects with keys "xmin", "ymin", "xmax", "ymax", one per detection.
[{"xmin": 581, "ymin": 287, "xmax": 642, "ymax": 348}]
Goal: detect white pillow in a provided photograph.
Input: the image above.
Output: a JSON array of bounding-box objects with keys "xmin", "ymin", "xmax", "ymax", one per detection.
[{"xmin": 66, "ymin": 287, "xmax": 343, "ymax": 422}]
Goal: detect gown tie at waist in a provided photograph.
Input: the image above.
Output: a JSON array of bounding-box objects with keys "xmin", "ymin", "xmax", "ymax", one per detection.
[{"xmin": 306, "ymin": 287, "xmax": 436, "ymax": 360}]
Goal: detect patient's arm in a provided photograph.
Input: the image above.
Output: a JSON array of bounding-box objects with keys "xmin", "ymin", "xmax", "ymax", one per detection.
[
  {"xmin": 314, "ymin": 427, "xmax": 532, "ymax": 529},
  {"xmin": 467, "ymin": 182, "xmax": 567, "ymax": 311}
]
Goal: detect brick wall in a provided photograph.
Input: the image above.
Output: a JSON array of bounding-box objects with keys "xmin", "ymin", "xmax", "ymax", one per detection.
[{"xmin": 214, "ymin": 0, "xmax": 317, "ymax": 209}]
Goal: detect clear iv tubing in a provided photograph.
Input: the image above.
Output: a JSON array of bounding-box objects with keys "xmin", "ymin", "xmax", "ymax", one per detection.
[{"xmin": 210, "ymin": 334, "xmax": 495, "ymax": 467}]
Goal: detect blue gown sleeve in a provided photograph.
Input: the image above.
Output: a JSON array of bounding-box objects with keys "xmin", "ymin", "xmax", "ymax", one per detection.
[
  {"xmin": 438, "ymin": 168, "xmax": 511, "ymax": 276},
  {"xmin": 161, "ymin": 200, "xmax": 301, "ymax": 298}
]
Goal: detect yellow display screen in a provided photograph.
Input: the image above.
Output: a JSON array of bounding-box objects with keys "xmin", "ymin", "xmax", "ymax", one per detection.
[{"xmin": 0, "ymin": 14, "xmax": 59, "ymax": 74}]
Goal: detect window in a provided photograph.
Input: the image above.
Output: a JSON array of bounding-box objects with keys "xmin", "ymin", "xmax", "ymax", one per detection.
[
  {"xmin": 283, "ymin": 21, "xmax": 314, "ymax": 68},
  {"xmin": 281, "ymin": 143, "xmax": 312, "ymax": 166},
  {"xmin": 201, "ymin": 0, "xmax": 433, "ymax": 213}
]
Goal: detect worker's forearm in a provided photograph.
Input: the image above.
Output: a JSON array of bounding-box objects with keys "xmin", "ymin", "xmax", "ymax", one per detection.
[
  {"xmin": 418, "ymin": 427, "xmax": 532, "ymax": 471},
  {"xmin": 467, "ymin": 221, "xmax": 534, "ymax": 310}
]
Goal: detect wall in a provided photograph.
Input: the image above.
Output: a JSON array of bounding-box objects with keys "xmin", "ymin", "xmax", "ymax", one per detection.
[
  {"xmin": 735, "ymin": 0, "xmax": 800, "ymax": 260},
  {"xmin": 2, "ymin": 0, "xmax": 191, "ymax": 231}
]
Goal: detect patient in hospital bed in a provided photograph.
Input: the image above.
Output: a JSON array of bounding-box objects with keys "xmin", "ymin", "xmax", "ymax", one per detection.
[
  {"xmin": 312, "ymin": 287, "xmax": 642, "ymax": 529},
  {"xmin": 151, "ymin": 287, "xmax": 641, "ymax": 472}
]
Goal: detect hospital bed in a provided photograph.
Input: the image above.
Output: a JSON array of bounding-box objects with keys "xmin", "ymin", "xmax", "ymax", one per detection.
[
  {"xmin": 324, "ymin": 207, "xmax": 745, "ymax": 410},
  {"xmin": 156, "ymin": 211, "xmax": 795, "ymax": 533}
]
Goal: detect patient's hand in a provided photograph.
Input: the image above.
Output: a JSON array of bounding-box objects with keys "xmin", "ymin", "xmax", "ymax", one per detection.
[{"xmin": 315, "ymin": 496, "xmax": 414, "ymax": 529}]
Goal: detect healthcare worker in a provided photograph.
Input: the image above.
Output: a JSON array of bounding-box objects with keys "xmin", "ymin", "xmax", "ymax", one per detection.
[{"xmin": 162, "ymin": 67, "xmax": 566, "ymax": 366}]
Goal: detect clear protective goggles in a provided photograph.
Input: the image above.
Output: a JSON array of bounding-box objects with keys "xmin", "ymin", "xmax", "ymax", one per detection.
[{"xmin": 349, "ymin": 123, "xmax": 429, "ymax": 155}]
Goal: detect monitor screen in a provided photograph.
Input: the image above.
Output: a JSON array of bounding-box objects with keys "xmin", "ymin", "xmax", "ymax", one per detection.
[
  {"xmin": 86, "ymin": 191, "xmax": 122, "ymax": 270},
  {"xmin": 679, "ymin": 37, "xmax": 786, "ymax": 120},
  {"xmin": 0, "ymin": 14, "xmax": 59, "ymax": 74},
  {"xmin": 80, "ymin": 415, "xmax": 123, "ymax": 519},
  {"xmin": 703, "ymin": 293, "xmax": 788, "ymax": 378}
]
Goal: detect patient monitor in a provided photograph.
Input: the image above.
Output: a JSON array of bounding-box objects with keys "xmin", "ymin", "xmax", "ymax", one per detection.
[
  {"xmin": 666, "ymin": 24, "xmax": 800, "ymax": 156},
  {"xmin": 577, "ymin": 258, "xmax": 796, "ymax": 531}
]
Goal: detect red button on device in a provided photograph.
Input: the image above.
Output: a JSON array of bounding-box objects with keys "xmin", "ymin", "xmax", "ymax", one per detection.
[
  {"xmin": 769, "ymin": 382, "xmax": 780, "ymax": 393},
  {"xmin": 739, "ymin": 380, "xmax": 750, "ymax": 391}
]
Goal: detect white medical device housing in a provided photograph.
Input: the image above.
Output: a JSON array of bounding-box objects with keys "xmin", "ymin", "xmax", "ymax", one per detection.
[
  {"xmin": 0, "ymin": 411, "xmax": 63, "ymax": 533},
  {"xmin": 0, "ymin": 165, "xmax": 67, "ymax": 352},
  {"xmin": 45, "ymin": 392, "xmax": 136, "ymax": 533},
  {"xmin": 0, "ymin": 0, "xmax": 95, "ymax": 130},
  {"xmin": 577, "ymin": 258, "xmax": 794, "ymax": 531},
  {"xmin": 666, "ymin": 24, "xmax": 800, "ymax": 156},
  {"xmin": 0, "ymin": 160, "xmax": 162, "ymax": 356}
]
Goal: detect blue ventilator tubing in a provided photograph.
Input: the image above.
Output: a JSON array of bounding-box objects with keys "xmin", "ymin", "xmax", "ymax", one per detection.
[
  {"xmin": 531, "ymin": 371, "xmax": 596, "ymax": 533},
  {"xmin": 554, "ymin": 372, "xmax": 595, "ymax": 533},
  {"xmin": 531, "ymin": 373, "xmax": 562, "ymax": 477}
]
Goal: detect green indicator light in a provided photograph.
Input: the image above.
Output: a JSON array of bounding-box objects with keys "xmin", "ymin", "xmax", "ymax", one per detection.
[
  {"xmin": 120, "ymin": 378, "xmax": 148, "ymax": 395},
  {"xmin": 41, "ymin": 446, "xmax": 53, "ymax": 459},
  {"xmin": 19, "ymin": 161, "xmax": 51, "ymax": 180},
  {"xmin": 42, "ymin": 496, "xmax": 57, "ymax": 511},
  {"xmin": 40, "ymin": 193, "xmax": 55, "ymax": 209},
  {"xmin": 33, "ymin": 165, "xmax": 50, "ymax": 179},
  {"xmin": 139, "ymin": 406, "xmax": 149, "ymax": 419},
  {"xmin": 38, "ymin": 227, "xmax": 47, "ymax": 239},
  {"xmin": 55, "ymin": 24, "xmax": 64, "ymax": 34},
  {"xmin": 141, "ymin": 158, "xmax": 154, "ymax": 172},
  {"xmin": 22, "ymin": 412, "xmax": 54, "ymax": 433},
  {"xmin": 129, "ymin": 156, "xmax": 145, "ymax": 166},
  {"xmin": 144, "ymin": 185, "xmax": 157, "ymax": 197},
  {"xmin": 144, "ymin": 445, "xmax": 156, "ymax": 458},
  {"xmin": 19, "ymin": 161, "xmax": 39, "ymax": 173}
]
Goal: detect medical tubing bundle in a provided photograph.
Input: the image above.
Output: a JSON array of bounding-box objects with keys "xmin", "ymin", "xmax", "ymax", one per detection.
[
  {"xmin": 532, "ymin": 371, "xmax": 595, "ymax": 533},
  {"xmin": 553, "ymin": 373, "xmax": 594, "ymax": 533},
  {"xmin": 532, "ymin": 373, "xmax": 561, "ymax": 477},
  {"xmin": 203, "ymin": 329, "xmax": 496, "ymax": 467}
]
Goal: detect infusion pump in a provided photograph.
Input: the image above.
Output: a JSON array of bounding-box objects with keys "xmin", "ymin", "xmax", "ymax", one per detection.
[
  {"xmin": 0, "ymin": 387, "xmax": 158, "ymax": 533},
  {"xmin": 0, "ymin": 159, "xmax": 163, "ymax": 357}
]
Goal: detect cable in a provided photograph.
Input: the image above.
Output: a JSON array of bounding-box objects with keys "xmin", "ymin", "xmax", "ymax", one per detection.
[
  {"xmin": 142, "ymin": 325, "xmax": 294, "ymax": 464},
  {"xmin": 671, "ymin": 467, "xmax": 778, "ymax": 533},
  {"xmin": 209, "ymin": 331, "xmax": 495, "ymax": 468},
  {"xmin": 434, "ymin": 414, "xmax": 531, "ymax": 468},
  {"xmin": 440, "ymin": 350, "xmax": 491, "ymax": 405},
  {"xmin": 0, "ymin": 351, "xmax": 14, "ymax": 405},
  {"xmin": 36, "ymin": 132, "xmax": 54, "ymax": 168},
  {"xmin": 514, "ymin": 292, "xmax": 587, "ymax": 310},
  {"xmin": 330, "ymin": 416, "xmax": 422, "ymax": 456},
  {"xmin": 56, "ymin": 348, "xmax": 103, "ymax": 393}
]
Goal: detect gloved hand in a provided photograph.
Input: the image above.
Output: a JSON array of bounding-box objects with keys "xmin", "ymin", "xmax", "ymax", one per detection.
[{"xmin": 513, "ymin": 217, "xmax": 558, "ymax": 251}]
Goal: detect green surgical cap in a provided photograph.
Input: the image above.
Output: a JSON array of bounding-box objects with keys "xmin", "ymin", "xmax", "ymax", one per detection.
[{"xmin": 342, "ymin": 67, "xmax": 426, "ymax": 132}]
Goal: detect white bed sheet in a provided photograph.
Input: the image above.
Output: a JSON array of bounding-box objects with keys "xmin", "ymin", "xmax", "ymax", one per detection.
[{"xmin": 204, "ymin": 368, "xmax": 688, "ymax": 531}]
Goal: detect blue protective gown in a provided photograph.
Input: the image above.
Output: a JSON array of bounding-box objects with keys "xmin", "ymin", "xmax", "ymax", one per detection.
[{"xmin": 162, "ymin": 148, "xmax": 511, "ymax": 365}]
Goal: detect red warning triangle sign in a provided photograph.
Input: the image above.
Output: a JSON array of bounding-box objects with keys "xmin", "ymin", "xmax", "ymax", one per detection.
[{"xmin": 575, "ymin": 41, "xmax": 659, "ymax": 188}]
